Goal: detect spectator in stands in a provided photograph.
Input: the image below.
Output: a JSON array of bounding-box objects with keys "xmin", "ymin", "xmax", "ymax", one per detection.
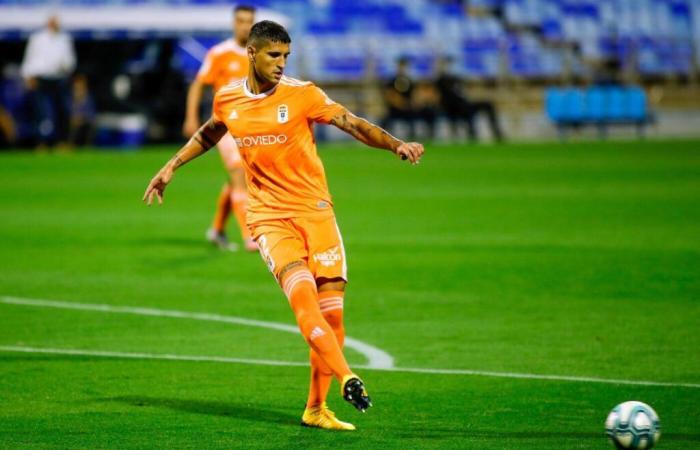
[
  {"xmin": 381, "ymin": 56, "xmax": 438, "ymax": 139},
  {"xmin": 69, "ymin": 74, "xmax": 95, "ymax": 148},
  {"xmin": 435, "ymin": 56, "xmax": 504, "ymax": 142},
  {"xmin": 20, "ymin": 14, "xmax": 75, "ymax": 150}
]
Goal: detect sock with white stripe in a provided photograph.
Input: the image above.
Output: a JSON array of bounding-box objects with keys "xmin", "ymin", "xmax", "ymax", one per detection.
[
  {"xmin": 282, "ymin": 270, "xmax": 352, "ymax": 384},
  {"xmin": 307, "ymin": 290, "xmax": 345, "ymax": 408}
]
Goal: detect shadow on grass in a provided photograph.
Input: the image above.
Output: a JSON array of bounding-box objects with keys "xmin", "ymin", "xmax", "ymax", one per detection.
[
  {"xmin": 103, "ymin": 395, "xmax": 299, "ymax": 426},
  {"xmin": 396, "ymin": 428, "xmax": 700, "ymax": 442},
  {"xmin": 396, "ymin": 428, "xmax": 601, "ymax": 441}
]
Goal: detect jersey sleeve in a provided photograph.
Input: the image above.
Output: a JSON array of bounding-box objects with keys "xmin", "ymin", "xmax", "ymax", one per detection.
[
  {"xmin": 305, "ymin": 85, "xmax": 345, "ymax": 124},
  {"xmin": 196, "ymin": 50, "xmax": 217, "ymax": 85}
]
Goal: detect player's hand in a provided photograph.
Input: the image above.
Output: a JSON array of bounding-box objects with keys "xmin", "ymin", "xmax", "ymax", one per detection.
[
  {"xmin": 182, "ymin": 117, "xmax": 199, "ymax": 138},
  {"xmin": 395, "ymin": 142, "xmax": 424, "ymax": 165},
  {"xmin": 143, "ymin": 166, "xmax": 174, "ymax": 206}
]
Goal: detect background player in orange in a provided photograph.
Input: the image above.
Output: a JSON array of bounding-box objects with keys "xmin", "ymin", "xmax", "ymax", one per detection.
[
  {"xmin": 183, "ymin": 4, "xmax": 257, "ymax": 251},
  {"xmin": 144, "ymin": 21, "xmax": 424, "ymax": 431}
]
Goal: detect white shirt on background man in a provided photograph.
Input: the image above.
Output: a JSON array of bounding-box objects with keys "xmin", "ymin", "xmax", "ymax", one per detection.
[{"xmin": 21, "ymin": 26, "xmax": 75, "ymax": 80}]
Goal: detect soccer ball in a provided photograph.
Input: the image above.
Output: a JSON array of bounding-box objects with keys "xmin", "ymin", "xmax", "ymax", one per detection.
[{"xmin": 605, "ymin": 401, "xmax": 661, "ymax": 449}]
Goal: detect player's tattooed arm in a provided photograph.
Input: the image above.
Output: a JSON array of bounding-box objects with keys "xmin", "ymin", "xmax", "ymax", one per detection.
[
  {"xmin": 143, "ymin": 116, "xmax": 227, "ymax": 205},
  {"xmin": 329, "ymin": 108, "xmax": 425, "ymax": 165},
  {"xmin": 171, "ymin": 117, "xmax": 228, "ymax": 169}
]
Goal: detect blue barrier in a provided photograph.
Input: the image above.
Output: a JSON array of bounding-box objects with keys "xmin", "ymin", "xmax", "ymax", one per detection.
[{"xmin": 544, "ymin": 85, "xmax": 653, "ymax": 138}]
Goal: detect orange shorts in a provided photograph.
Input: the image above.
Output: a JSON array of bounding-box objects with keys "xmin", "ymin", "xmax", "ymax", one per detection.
[
  {"xmin": 250, "ymin": 214, "xmax": 348, "ymax": 283},
  {"xmin": 217, "ymin": 133, "xmax": 242, "ymax": 170}
]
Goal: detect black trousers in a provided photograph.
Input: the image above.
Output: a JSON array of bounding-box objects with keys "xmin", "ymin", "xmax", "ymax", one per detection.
[
  {"xmin": 445, "ymin": 99, "xmax": 504, "ymax": 142},
  {"xmin": 382, "ymin": 107, "xmax": 436, "ymax": 140},
  {"xmin": 30, "ymin": 77, "xmax": 71, "ymax": 146}
]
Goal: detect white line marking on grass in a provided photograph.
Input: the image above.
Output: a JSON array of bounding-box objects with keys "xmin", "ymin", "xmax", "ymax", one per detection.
[
  {"xmin": 369, "ymin": 366, "xmax": 700, "ymax": 389},
  {"xmin": 0, "ymin": 345, "xmax": 698, "ymax": 389},
  {"xmin": 0, "ymin": 345, "xmax": 309, "ymax": 367},
  {"xmin": 0, "ymin": 296, "xmax": 394, "ymax": 369},
  {"xmin": 2, "ymin": 296, "xmax": 699, "ymax": 389}
]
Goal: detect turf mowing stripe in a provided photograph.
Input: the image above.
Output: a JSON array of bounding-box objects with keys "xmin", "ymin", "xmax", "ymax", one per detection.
[
  {"xmin": 1, "ymin": 345, "xmax": 699, "ymax": 389},
  {"xmin": 0, "ymin": 295, "xmax": 394, "ymax": 369}
]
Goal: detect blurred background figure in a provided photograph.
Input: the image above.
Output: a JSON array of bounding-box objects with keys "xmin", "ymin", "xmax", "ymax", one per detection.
[
  {"xmin": 69, "ymin": 74, "xmax": 95, "ymax": 148},
  {"xmin": 435, "ymin": 56, "xmax": 504, "ymax": 143},
  {"xmin": 182, "ymin": 4, "xmax": 257, "ymax": 252},
  {"xmin": 413, "ymin": 80, "xmax": 441, "ymax": 140},
  {"xmin": 382, "ymin": 57, "xmax": 417, "ymax": 139},
  {"xmin": 0, "ymin": 0, "xmax": 699, "ymax": 145},
  {"xmin": 0, "ymin": 105, "xmax": 17, "ymax": 149},
  {"xmin": 382, "ymin": 56, "xmax": 439, "ymax": 140},
  {"xmin": 20, "ymin": 14, "xmax": 75, "ymax": 150}
]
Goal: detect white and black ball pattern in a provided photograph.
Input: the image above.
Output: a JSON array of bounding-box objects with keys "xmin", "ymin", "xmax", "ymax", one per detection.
[{"xmin": 605, "ymin": 401, "xmax": 661, "ymax": 449}]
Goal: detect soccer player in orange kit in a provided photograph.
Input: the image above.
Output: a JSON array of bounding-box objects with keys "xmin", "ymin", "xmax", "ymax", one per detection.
[
  {"xmin": 144, "ymin": 21, "xmax": 424, "ymax": 431},
  {"xmin": 183, "ymin": 4, "xmax": 257, "ymax": 251}
]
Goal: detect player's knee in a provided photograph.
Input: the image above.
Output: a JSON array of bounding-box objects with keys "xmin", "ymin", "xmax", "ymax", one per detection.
[
  {"xmin": 279, "ymin": 261, "xmax": 308, "ymax": 285},
  {"xmin": 317, "ymin": 278, "xmax": 346, "ymax": 292},
  {"xmin": 321, "ymin": 308, "xmax": 344, "ymax": 346},
  {"xmin": 227, "ymin": 166, "xmax": 245, "ymax": 186},
  {"xmin": 322, "ymin": 308, "xmax": 343, "ymax": 330}
]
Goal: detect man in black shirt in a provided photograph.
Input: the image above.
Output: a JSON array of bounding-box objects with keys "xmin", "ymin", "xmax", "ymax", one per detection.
[
  {"xmin": 381, "ymin": 57, "xmax": 437, "ymax": 140},
  {"xmin": 435, "ymin": 56, "xmax": 504, "ymax": 142}
]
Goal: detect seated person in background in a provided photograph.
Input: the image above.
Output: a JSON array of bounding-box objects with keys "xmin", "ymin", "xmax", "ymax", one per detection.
[
  {"xmin": 435, "ymin": 56, "xmax": 504, "ymax": 142},
  {"xmin": 412, "ymin": 81, "xmax": 440, "ymax": 140},
  {"xmin": 381, "ymin": 57, "xmax": 416, "ymax": 138},
  {"xmin": 382, "ymin": 57, "xmax": 439, "ymax": 140},
  {"xmin": 69, "ymin": 74, "xmax": 95, "ymax": 148}
]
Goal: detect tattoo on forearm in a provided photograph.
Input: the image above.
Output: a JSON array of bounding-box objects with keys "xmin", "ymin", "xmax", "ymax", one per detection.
[
  {"xmin": 192, "ymin": 135, "xmax": 206, "ymax": 148},
  {"xmin": 331, "ymin": 111, "xmax": 400, "ymax": 151},
  {"xmin": 170, "ymin": 119, "xmax": 227, "ymax": 170}
]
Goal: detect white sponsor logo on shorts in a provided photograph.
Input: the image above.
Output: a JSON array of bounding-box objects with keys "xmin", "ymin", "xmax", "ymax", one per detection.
[
  {"xmin": 313, "ymin": 246, "xmax": 341, "ymax": 267},
  {"xmin": 228, "ymin": 110, "xmax": 238, "ymax": 120},
  {"xmin": 235, "ymin": 134, "xmax": 288, "ymax": 148}
]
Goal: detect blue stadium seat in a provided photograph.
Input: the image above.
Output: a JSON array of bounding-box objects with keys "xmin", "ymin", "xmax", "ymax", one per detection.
[
  {"xmin": 462, "ymin": 38, "xmax": 501, "ymax": 79},
  {"xmin": 585, "ymin": 86, "xmax": 606, "ymax": 122},
  {"xmin": 625, "ymin": 87, "xmax": 648, "ymax": 122},
  {"xmin": 545, "ymin": 87, "xmax": 585, "ymax": 123},
  {"xmin": 544, "ymin": 87, "xmax": 566, "ymax": 122},
  {"xmin": 607, "ymin": 87, "xmax": 626, "ymax": 122}
]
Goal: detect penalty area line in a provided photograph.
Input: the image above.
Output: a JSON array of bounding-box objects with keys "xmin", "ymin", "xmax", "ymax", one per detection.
[{"xmin": 1, "ymin": 345, "xmax": 699, "ymax": 390}]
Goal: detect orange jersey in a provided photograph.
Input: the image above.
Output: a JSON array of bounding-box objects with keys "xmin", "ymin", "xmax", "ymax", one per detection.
[
  {"xmin": 213, "ymin": 76, "xmax": 345, "ymax": 224},
  {"xmin": 196, "ymin": 39, "xmax": 248, "ymax": 92}
]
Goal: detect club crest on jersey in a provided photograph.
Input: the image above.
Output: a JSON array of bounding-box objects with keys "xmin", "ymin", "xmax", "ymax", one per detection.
[
  {"xmin": 277, "ymin": 104, "xmax": 289, "ymax": 123},
  {"xmin": 313, "ymin": 246, "xmax": 341, "ymax": 267}
]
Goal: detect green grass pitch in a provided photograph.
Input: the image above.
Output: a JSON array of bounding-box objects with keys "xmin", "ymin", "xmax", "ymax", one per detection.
[{"xmin": 0, "ymin": 139, "xmax": 699, "ymax": 449}]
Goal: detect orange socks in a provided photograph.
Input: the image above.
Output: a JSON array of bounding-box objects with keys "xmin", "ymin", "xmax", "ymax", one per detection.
[
  {"xmin": 211, "ymin": 183, "xmax": 232, "ymax": 232},
  {"xmin": 307, "ymin": 290, "xmax": 345, "ymax": 408},
  {"xmin": 230, "ymin": 188, "xmax": 251, "ymax": 241},
  {"xmin": 211, "ymin": 183, "xmax": 250, "ymax": 244},
  {"xmin": 282, "ymin": 270, "xmax": 352, "ymax": 387}
]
